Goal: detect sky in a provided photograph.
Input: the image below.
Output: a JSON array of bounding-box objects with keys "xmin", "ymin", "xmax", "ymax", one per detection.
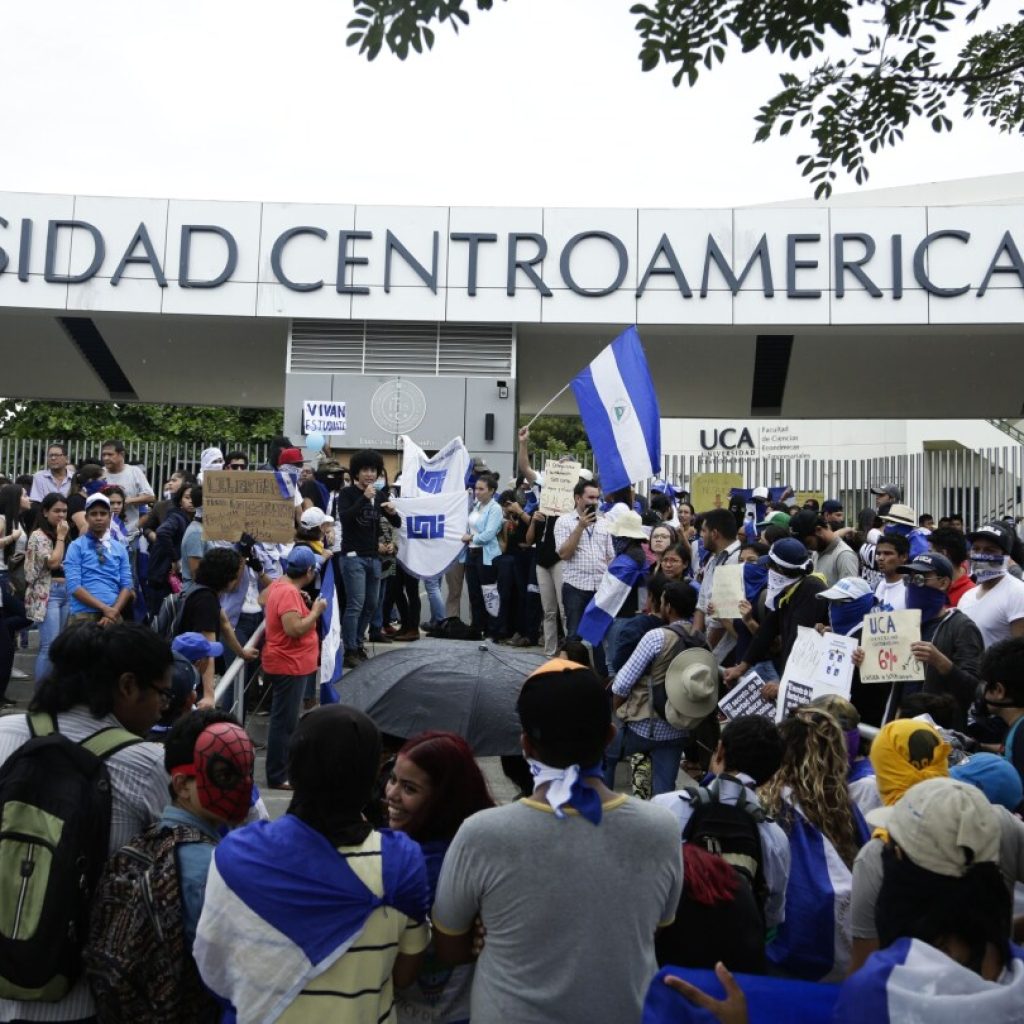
[{"xmin": 1, "ymin": 0, "xmax": 1021, "ymax": 209}]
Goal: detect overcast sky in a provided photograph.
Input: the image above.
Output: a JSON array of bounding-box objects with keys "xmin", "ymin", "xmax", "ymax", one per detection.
[{"xmin": 2, "ymin": 0, "xmax": 1021, "ymax": 208}]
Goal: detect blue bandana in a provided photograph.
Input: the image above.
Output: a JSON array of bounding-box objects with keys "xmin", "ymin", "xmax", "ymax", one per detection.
[
  {"xmin": 828, "ymin": 592, "xmax": 875, "ymax": 636},
  {"xmin": 526, "ymin": 758, "xmax": 605, "ymax": 825}
]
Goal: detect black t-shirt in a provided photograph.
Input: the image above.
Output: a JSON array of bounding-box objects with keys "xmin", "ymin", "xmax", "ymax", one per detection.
[
  {"xmin": 335, "ymin": 484, "xmax": 399, "ymax": 557},
  {"xmin": 66, "ymin": 493, "xmax": 86, "ymax": 541},
  {"xmin": 177, "ymin": 586, "xmax": 221, "ymax": 639},
  {"xmin": 533, "ymin": 515, "xmax": 561, "ymax": 569}
]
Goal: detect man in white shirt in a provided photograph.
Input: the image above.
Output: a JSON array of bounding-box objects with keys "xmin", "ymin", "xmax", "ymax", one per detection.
[
  {"xmin": 874, "ymin": 533, "xmax": 910, "ymax": 612},
  {"xmin": 101, "ymin": 439, "xmax": 155, "ymax": 541},
  {"xmin": 959, "ymin": 521, "xmax": 1024, "ymax": 647}
]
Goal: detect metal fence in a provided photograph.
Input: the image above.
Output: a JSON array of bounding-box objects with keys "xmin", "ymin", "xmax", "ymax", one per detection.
[
  {"xmin": 0, "ymin": 438, "xmax": 270, "ymax": 496},
  {"xmin": 3, "ymin": 438, "xmax": 1022, "ymax": 529}
]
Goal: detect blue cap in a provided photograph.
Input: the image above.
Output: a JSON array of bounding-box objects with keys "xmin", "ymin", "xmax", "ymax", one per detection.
[
  {"xmin": 769, "ymin": 537, "xmax": 812, "ymax": 572},
  {"xmin": 171, "ymin": 632, "xmax": 224, "ymax": 662},
  {"xmin": 951, "ymin": 753, "xmax": 1023, "ymax": 811},
  {"xmin": 822, "ymin": 499, "xmax": 844, "ymax": 514},
  {"xmin": 284, "ymin": 546, "xmax": 318, "ymax": 572}
]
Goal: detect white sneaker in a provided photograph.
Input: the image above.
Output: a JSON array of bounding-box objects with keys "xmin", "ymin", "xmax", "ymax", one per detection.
[{"xmin": 9, "ymin": 668, "xmax": 28, "ymax": 680}]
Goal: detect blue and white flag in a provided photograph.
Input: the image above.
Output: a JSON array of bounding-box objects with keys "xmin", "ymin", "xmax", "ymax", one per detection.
[
  {"xmin": 571, "ymin": 326, "xmax": 661, "ymax": 493},
  {"xmin": 766, "ymin": 805, "xmax": 856, "ymax": 982},
  {"xmin": 400, "ymin": 434, "xmax": 470, "ymax": 497},
  {"xmin": 318, "ymin": 557, "xmax": 342, "ymax": 704},
  {"xmin": 577, "ymin": 554, "xmax": 647, "ymax": 646},
  {"xmin": 393, "ymin": 489, "xmax": 469, "ymax": 580},
  {"xmin": 194, "ymin": 816, "xmax": 430, "ymax": 1024}
]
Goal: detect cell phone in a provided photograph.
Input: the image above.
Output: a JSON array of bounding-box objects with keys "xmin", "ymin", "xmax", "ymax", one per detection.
[{"xmin": 585, "ymin": 503, "xmax": 598, "ymax": 517}]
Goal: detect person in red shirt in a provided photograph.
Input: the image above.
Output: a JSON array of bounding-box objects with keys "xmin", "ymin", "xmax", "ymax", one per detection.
[
  {"xmin": 929, "ymin": 526, "xmax": 976, "ymax": 607},
  {"xmin": 261, "ymin": 546, "xmax": 326, "ymax": 789}
]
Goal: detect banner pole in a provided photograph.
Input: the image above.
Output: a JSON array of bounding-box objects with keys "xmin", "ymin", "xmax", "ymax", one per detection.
[{"xmin": 522, "ymin": 382, "xmax": 573, "ymax": 430}]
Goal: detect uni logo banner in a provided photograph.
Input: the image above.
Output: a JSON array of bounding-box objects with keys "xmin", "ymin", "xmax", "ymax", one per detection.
[{"xmin": 407, "ymin": 514, "xmax": 446, "ymax": 540}]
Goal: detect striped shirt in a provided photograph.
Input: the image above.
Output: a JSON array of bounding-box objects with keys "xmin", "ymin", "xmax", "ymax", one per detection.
[
  {"xmin": 553, "ymin": 510, "xmax": 614, "ymax": 591},
  {"xmin": 278, "ymin": 830, "xmax": 430, "ymax": 1024},
  {"xmin": 612, "ymin": 628, "xmax": 689, "ymax": 741},
  {"xmin": 0, "ymin": 707, "xmax": 167, "ymax": 1022}
]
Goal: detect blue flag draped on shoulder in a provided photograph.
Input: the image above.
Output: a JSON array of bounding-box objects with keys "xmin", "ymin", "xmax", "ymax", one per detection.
[
  {"xmin": 577, "ymin": 554, "xmax": 647, "ymax": 646},
  {"xmin": 318, "ymin": 557, "xmax": 342, "ymax": 703},
  {"xmin": 570, "ymin": 326, "xmax": 661, "ymax": 493}
]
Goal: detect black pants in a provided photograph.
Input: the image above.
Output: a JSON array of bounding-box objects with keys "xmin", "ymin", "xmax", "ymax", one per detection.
[
  {"xmin": 393, "ymin": 564, "xmax": 422, "ymax": 631},
  {"xmin": 464, "ymin": 549, "xmax": 498, "ymax": 637}
]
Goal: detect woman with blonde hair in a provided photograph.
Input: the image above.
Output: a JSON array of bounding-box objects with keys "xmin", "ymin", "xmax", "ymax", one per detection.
[{"xmin": 759, "ymin": 707, "xmax": 870, "ymax": 982}]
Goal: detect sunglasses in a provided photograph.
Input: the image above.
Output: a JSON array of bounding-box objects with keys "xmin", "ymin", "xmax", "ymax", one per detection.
[{"xmin": 903, "ymin": 573, "xmax": 940, "ymax": 587}]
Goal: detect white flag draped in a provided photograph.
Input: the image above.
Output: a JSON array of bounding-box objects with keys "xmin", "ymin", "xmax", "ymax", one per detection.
[{"xmin": 400, "ymin": 435, "xmax": 470, "ymax": 497}]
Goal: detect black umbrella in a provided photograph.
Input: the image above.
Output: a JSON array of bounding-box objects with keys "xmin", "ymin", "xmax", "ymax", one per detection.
[{"xmin": 338, "ymin": 638, "xmax": 546, "ymax": 756}]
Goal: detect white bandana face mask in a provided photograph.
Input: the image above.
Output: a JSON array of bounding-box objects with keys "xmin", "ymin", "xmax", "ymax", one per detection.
[
  {"xmin": 766, "ymin": 569, "xmax": 794, "ymax": 610},
  {"xmin": 971, "ymin": 552, "xmax": 1009, "ymax": 584}
]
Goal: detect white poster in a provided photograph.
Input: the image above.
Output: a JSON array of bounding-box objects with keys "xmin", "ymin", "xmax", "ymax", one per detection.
[
  {"xmin": 775, "ymin": 626, "xmax": 858, "ymax": 723},
  {"xmin": 711, "ymin": 563, "xmax": 745, "ymax": 621},
  {"xmin": 302, "ymin": 399, "xmax": 347, "ymax": 435},
  {"xmin": 539, "ymin": 459, "xmax": 581, "ymax": 516}
]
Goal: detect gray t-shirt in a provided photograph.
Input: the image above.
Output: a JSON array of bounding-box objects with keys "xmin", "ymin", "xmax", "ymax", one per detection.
[
  {"xmin": 103, "ymin": 464, "xmax": 154, "ymax": 539},
  {"xmin": 851, "ymin": 806, "xmax": 1024, "ymax": 939},
  {"xmin": 180, "ymin": 520, "xmax": 210, "ymax": 592},
  {"xmin": 813, "ymin": 537, "xmax": 860, "ymax": 588},
  {"xmin": 432, "ymin": 794, "xmax": 683, "ymax": 1024}
]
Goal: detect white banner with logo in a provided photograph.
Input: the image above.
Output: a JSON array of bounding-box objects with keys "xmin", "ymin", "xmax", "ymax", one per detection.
[
  {"xmin": 400, "ymin": 435, "xmax": 470, "ymax": 497},
  {"xmin": 394, "ymin": 489, "xmax": 469, "ymax": 580}
]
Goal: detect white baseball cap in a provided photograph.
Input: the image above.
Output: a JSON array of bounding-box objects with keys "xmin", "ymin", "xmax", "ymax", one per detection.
[{"xmin": 300, "ymin": 507, "xmax": 334, "ymax": 529}]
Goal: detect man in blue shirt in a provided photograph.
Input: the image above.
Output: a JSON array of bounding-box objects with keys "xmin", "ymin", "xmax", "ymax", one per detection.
[{"xmin": 64, "ymin": 493, "xmax": 134, "ymax": 625}]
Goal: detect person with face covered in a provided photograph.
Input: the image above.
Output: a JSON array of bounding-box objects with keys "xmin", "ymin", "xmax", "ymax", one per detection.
[
  {"xmin": 871, "ymin": 551, "xmax": 984, "ymax": 730},
  {"xmin": 722, "ymin": 538, "xmax": 828, "ymax": 697},
  {"xmin": 195, "ymin": 706, "xmax": 432, "ymax": 1024},
  {"xmin": 958, "ymin": 521, "xmax": 1024, "ymax": 647}
]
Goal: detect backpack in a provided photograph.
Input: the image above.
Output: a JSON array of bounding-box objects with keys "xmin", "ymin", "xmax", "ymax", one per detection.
[
  {"xmin": 0, "ymin": 712, "xmax": 140, "ymax": 1002},
  {"xmin": 427, "ymin": 617, "xmax": 482, "ymax": 641},
  {"xmin": 649, "ymin": 622, "xmax": 706, "ymax": 720},
  {"xmin": 681, "ymin": 774, "xmax": 770, "ymax": 919},
  {"xmin": 84, "ymin": 823, "xmax": 220, "ymax": 1024},
  {"xmin": 153, "ymin": 584, "xmax": 210, "ymax": 641}
]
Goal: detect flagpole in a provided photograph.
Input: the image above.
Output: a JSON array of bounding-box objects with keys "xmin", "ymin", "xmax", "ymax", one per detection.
[{"xmin": 522, "ymin": 381, "xmax": 573, "ymax": 429}]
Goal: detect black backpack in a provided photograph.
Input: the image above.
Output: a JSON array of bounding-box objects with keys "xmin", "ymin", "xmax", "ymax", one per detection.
[
  {"xmin": 0, "ymin": 712, "xmax": 140, "ymax": 1002},
  {"xmin": 681, "ymin": 774, "xmax": 770, "ymax": 917},
  {"xmin": 153, "ymin": 584, "xmax": 211, "ymax": 641}
]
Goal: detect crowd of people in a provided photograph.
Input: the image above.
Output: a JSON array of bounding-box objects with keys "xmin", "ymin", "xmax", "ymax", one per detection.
[{"xmin": 1, "ymin": 432, "xmax": 1024, "ymax": 1022}]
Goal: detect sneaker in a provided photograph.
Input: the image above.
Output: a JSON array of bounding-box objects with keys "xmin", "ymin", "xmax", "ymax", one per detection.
[
  {"xmin": 9, "ymin": 668, "xmax": 28, "ymax": 680},
  {"xmin": 356, "ymin": 648, "xmax": 369, "ymax": 662}
]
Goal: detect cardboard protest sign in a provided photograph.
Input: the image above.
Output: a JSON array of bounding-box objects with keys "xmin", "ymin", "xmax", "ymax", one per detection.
[
  {"xmin": 859, "ymin": 609, "xmax": 925, "ymax": 684},
  {"xmin": 775, "ymin": 625, "xmax": 858, "ymax": 723},
  {"xmin": 711, "ymin": 563, "xmax": 745, "ymax": 620},
  {"xmin": 202, "ymin": 471, "xmax": 295, "ymax": 543},
  {"xmin": 539, "ymin": 460, "xmax": 581, "ymax": 516},
  {"xmin": 690, "ymin": 473, "xmax": 743, "ymax": 513},
  {"xmin": 719, "ymin": 670, "xmax": 776, "ymax": 721},
  {"xmin": 794, "ymin": 491, "xmax": 826, "ymax": 511}
]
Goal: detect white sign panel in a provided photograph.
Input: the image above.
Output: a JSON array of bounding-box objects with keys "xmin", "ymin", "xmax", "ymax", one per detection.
[
  {"xmin": 302, "ymin": 400, "xmax": 347, "ymax": 436},
  {"xmin": 776, "ymin": 626, "xmax": 858, "ymax": 722}
]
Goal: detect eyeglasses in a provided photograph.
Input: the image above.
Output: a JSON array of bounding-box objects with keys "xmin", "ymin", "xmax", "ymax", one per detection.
[
  {"xmin": 903, "ymin": 573, "xmax": 939, "ymax": 587},
  {"xmin": 151, "ymin": 684, "xmax": 174, "ymax": 707}
]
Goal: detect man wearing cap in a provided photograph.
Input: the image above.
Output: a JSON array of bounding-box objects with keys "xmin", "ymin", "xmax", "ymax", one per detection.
[
  {"xmin": 857, "ymin": 552, "xmax": 985, "ymax": 730},
  {"xmin": 432, "ymin": 660, "xmax": 682, "ymax": 1024},
  {"xmin": 871, "ymin": 483, "xmax": 901, "ymax": 508},
  {"xmin": 788, "ymin": 509, "xmax": 859, "ymax": 588},
  {"xmin": 64, "ymin": 493, "xmax": 134, "ymax": 626},
  {"xmin": 822, "ymin": 499, "xmax": 845, "ymax": 530},
  {"xmin": 607, "ymin": 581, "xmax": 712, "ymax": 795},
  {"xmin": 755, "ymin": 510, "xmax": 791, "ymax": 540},
  {"xmin": 260, "ymin": 546, "xmax": 327, "ymax": 789},
  {"xmin": 958, "ymin": 522, "xmax": 1024, "ymax": 647},
  {"xmin": 723, "ymin": 539, "xmax": 827, "ymax": 693}
]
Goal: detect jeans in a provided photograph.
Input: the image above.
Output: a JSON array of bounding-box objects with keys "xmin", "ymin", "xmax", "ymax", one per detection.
[
  {"xmin": 536, "ymin": 561, "xmax": 565, "ymax": 656},
  {"xmin": 464, "ymin": 550, "xmax": 498, "ymax": 637},
  {"xmin": 562, "ymin": 581, "xmax": 607, "ymax": 675},
  {"xmin": 423, "ymin": 573, "xmax": 445, "ymax": 625},
  {"xmin": 340, "ymin": 555, "xmax": 381, "ymax": 652},
  {"xmin": 370, "ymin": 574, "xmax": 392, "ymax": 633},
  {"xmin": 265, "ymin": 671, "xmax": 312, "ymax": 785},
  {"xmin": 218, "ymin": 610, "xmax": 263, "ymax": 718},
  {"xmin": 34, "ymin": 580, "xmax": 69, "ymax": 687},
  {"xmin": 603, "ymin": 724, "xmax": 686, "ymax": 796}
]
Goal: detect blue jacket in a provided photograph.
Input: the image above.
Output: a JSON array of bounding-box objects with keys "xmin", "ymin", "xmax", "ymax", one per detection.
[{"xmin": 459, "ymin": 499, "xmax": 504, "ymax": 566}]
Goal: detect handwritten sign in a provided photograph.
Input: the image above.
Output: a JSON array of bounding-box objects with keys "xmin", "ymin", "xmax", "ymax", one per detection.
[
  {"xmin": 859, "ymin": 609, "xmax": 924, "ymax": 684},
  {"xmin": 202, "ymin": 471, "xmax": 295, "ymax": 543},
  {"xmin": 712, "ymin": 563, "xmax": 745, "ymax": 620},
  {"xmin": 719, "ymin": 671, "xmax": 776, "ymax": 721},
  {"xmin": 539, "ymin": 460, "xmax": 581, "ymax": 516},
  {"xmin": 691, "ymin": 473, "xmax": 743, "ymax": 513},
  {"xmin": 775, "ymin": 625, "xmax": 858, "ymax": 722},
  {"xmin": 302, "ymin": 399, "xmax": 347, "ymax": 435}
]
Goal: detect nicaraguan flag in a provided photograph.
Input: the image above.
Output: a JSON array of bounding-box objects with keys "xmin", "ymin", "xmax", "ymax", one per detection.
[
  {"xmin": 577, "ymin": 553, "xmax": 647, "ymax": 646},
  {"xmin": 318, "ymin": 557, "xmax": 342, "ymax": 703},
  {"xmin": 194, "ymin": 816, "xmax": 430, "ymax": 1024},
  {"xmin": 571, "ymin": 326, "xmax": 661, "ymax": 493},
  {"xmin": 767, "ymin": 805, "xmax": 862, "ymax": 982}
]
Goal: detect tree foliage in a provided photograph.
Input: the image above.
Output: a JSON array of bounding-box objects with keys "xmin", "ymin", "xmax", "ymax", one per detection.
[
  {"xmin": 346, "ymin": 0, "xmax": 1024, "ymax": 197},
  {"xmin": 519, "ymin": 414, "xmax": 591, "ymax": 460},
  {"xmin": 0, "ymin": 400, "xmax": 283, "ymax": 443}
]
